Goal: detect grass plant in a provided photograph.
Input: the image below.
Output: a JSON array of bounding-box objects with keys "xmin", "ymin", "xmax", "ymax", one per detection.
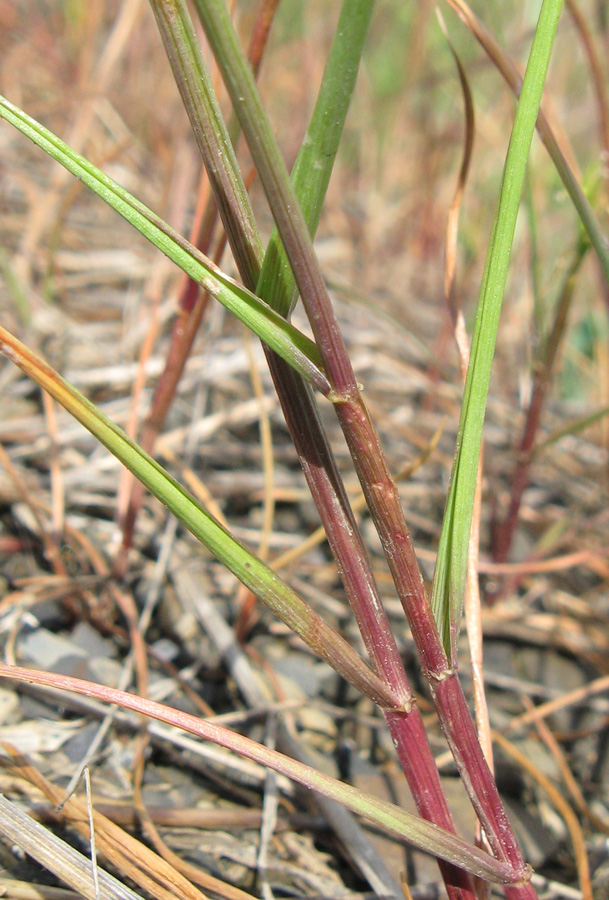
[{"xmin": 0, "ymin": 2, "xmax": 607, "ymax": 898}]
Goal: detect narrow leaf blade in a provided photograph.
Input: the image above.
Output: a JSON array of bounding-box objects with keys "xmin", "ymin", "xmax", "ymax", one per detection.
[
  {"xmin": 431, "ymin": 0, "xmax": 564, "ymax": 660},
  {"xmin": 0, "ymin": 326, "xmax": 398, "ymax": 711},
  {"xmin": 0, "ymin": 663, "xmax": 522, "ymax": 887},
  {"xmin": 257, "ymin": 0, "xmax": 374, "ymax": 317},
  {"xmin": 0, "ymin": 96, "xmax": 329, "ymax": 395}
]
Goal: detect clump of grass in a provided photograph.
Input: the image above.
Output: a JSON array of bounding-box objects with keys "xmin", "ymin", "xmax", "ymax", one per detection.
[{"xmin": 0, "ymin": 1, "xmax": 606, "ymax": 898}]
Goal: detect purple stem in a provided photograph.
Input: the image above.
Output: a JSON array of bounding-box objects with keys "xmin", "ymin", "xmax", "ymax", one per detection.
[
  {"xmin": 333, "ymin": 389, "xmax": 533, "ymax": 885},
  {"xmin": 161, "ymin": 2, "xmax": 531, "ymax": 888},
  {"xmin": 229, "ymin": 130, "xmax": 535, "ymax": 885},
  {"xmin": 266, "ymin": 351, "xmax": 479, "ymax": 899},
  {"xmin": 493, "ymin": 249, "xmax": 584, "ymax": 563}
]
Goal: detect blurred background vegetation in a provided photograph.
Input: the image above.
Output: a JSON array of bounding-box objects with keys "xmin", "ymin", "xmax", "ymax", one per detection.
[
  {"xmin": 2, "ymin": 0, "xmax": 607, "ymax": 412},
  {"xmin": 1, "ymin": 4, "xmax": 609, "ymax": 895}
]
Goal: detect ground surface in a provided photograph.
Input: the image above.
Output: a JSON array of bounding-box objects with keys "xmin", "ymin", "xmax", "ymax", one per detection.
[{"xmin": 0, "ymin": 3, "xmax": 609, "ymax": 900}]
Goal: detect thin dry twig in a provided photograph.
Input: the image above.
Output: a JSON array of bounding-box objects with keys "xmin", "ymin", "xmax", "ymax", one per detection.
[
  {"xmin": 235, "ymin": 328, "xmax": 276, "ymax": 641},
  {"xmin": 13, "ymin": 0, "xmax": 145, "ymax": 289},
  {"xmin": 438, "ymin": 7, "xmax": 494, "ymax": 796},
  {"xmin": 506, "ymin": 673, "xmax": 609, "ymax": 733},
  {"xmin": 0, "ymin": 793, "xmax": 146, "ymax": 900},
  {"xmin": 491, "ymin": 730, "xmax": 593, "ymax": 900},
  {"xmin": 1, "ymin": 747, "xmax": 210, "ymax": 900},
  {"xmin": 523, "ymin": 697, "xmax": 609, "ymax": 835}
]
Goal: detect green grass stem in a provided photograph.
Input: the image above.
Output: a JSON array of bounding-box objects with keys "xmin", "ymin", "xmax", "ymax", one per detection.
[{"xmin": 150, "ymin": 0, "xmax": 262, "ymax": 287}]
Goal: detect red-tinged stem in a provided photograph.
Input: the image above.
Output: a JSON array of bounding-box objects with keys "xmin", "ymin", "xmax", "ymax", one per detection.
[
  {"xmin": 266, "ymin": 352, "xmax": 477, "ymax": 900},
  {"xmin": 190, "ymin": 2, "xmax": 536, "ymax": 887},
  {"xmin": 333, "ymin": 395, "xmax": 449, "ymax": 673},
  {"xmin": 155, "ymin": 4, "xmax": 477, "ymax": 890},
  {"xmin": 505, "ymin": 884, "xmax": 539, "ymax": 900},
  {"xmin": 492, "ymin": 248, "xmax": 585, "ymax": 563},
  {"xmin": 430, "ymin": 674, "xmax": 529, "ymax": 874},
  {"xmin": 266, "ymin": 356, "xmax": 412, "ymax": 705},
  {"xmin": 158, "ymin": 3, "xmax": 526, "ymax": 889},
  {"xmin": 234, "ymin": 131, "xmax": 535, "ymax": 884},
  {"xmin": 334, "ymin": 392, "xmax": 535, "ymax": 891},
  {"xmin": 384, "ymin": 709, "xmax": 478, "ymax": 898},
  {"xmin": 247, "ymin": 0, "xmax": 282, "ymax": 78},
  {"xmin": 120, "ymin": 0, "xmax": 280, "ymax": 556}
]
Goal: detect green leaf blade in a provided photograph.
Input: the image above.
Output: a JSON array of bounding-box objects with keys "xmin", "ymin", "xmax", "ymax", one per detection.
[
  {"xmin": 256, "ymin": 0, "xmax": 374, "ymax": 317},
  {"xmin": 0, "ymin": 326, "xmax": 399, "ymax": 712},
  {"xmin": 0, "ymin": 96, "xmax": 329, "ymax": 396},
  {"xmin": 431, "ymin": 0, "xmax": 564, "ymax": 661}
]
